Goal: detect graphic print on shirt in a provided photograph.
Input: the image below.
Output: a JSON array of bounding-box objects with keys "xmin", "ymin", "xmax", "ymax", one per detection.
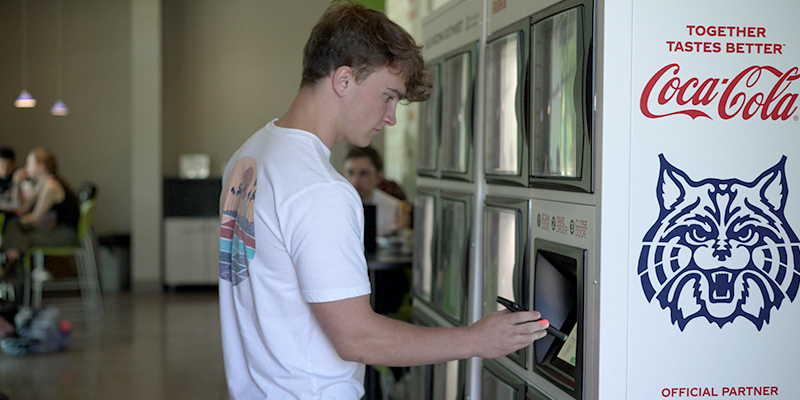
[
  {"xmin": 220, "ymin": 157, "xmax": 257, "ymax": 285},
  {"xmin": 638, "ymin": 154, "xmax": 800, "ymax": 331}
]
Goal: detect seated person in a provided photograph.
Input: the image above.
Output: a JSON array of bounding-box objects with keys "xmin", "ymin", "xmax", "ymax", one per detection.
[
  {"xmin": 0, "ymin": 148, "xmax": 15, "ymax": 203},
  {"xmin": 0, "ymin": 148, "xmax": 80, "ymax": 276},
  {"xmin": 343, "ymin": 146, "xmax": 410, "ymax": 237},
  {"xmin": 0, "ymin": 148, "xmax": 17, "ymax": 226}
]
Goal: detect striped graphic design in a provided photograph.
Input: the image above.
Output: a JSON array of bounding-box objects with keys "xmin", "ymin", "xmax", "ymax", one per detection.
[{"xmin": 219, "ymin": 157, "xmax": 257, "ymax": 285}]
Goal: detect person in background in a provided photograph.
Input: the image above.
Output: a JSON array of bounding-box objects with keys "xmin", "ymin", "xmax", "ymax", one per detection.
[
  {"xmin": 0, "ymin": 148, "xmax": 18, "ymax": 227},
  {"xmin": 0, "ymin": 148, "xmax": 80, "ymax": 276},
  {"xmin": 218, "ymin": 2, "xmax": 550, "ymax": 399},
  {"xmin": 343, "ymin": 145, "xmax": 410, "ymax": 237},
  {"xmin": 0, "ymin": 148, "xmax": 15, "ymax": 200}
]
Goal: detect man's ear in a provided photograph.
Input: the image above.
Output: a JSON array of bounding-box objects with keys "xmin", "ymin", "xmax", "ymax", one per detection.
[{"xmin": 332, "ymin": 66, "xmax": 353, "ymax": 97}]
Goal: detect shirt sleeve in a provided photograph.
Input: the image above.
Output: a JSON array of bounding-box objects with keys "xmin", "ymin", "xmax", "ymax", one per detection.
[{"xmin": 279, "ymin": 182, "xmax": 371, "ymax": 303}]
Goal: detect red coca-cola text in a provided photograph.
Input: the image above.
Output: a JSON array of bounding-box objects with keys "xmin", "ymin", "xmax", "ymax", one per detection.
[{"xmin": 640, "ymin": 63, "xmax": 800, "ymax": 121}]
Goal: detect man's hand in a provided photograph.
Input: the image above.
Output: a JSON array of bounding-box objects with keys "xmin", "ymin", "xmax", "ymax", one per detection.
[
  {"xmin": 11, "ymin": 169, "xmax": 27, "ymax": 184},
  {"xmin": 466, "ymin": 310, "xmax": 549, "ymax": 359}
]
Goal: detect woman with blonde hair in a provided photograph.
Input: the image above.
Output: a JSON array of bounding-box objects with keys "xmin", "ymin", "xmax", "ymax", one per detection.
[{"xmin": 0, "ymin": 147, "xmax": 80, "ymax": 276}]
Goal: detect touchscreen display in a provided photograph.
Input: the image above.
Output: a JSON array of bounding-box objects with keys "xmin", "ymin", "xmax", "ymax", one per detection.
[{"xmin": 533, "ymin": 250, "xmax": 576, "ymax": 364}]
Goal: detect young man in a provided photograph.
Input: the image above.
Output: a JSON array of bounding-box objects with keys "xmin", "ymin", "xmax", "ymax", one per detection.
[
  {"xmin": 218, "ymin": 3, "xmax": 549, "ymax": 399},
  {"xmin": 343, "ymin": 146, "xmax": 408, "ymax": 237}
]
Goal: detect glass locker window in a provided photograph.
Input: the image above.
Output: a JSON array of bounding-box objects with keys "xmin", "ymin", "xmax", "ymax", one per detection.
[
  {"xmin": 413, "ymin": 192, "xmax": 436, "ymax": 303},
  {"xmin": 441, "ymin": 52, "xmax": 472, "ymax": 174},
  {"xmin": 410, "ymin": 364, "xmax": 433, "ymax": 400},
  {"xmin": 482, "ymin": 197, "xmax": 528, "ymax": 367},
  {"xmin": 482, "ymin": 359, "xmax": 527, "ymax": 400},
  {"xmin": 482, "ymin": 372, "xmax": 519, "ymax": 400},
  {"xmin": 432, "ymin": 360, "xmax": 462, "ymax": 400},
  {"xmin": 532, "ymin": 8, "xmax": 579, "ymax": 178},
  {"xmin": 436, "ymin": 197, "xmax": 469, "ymax": 325},
  {"xmin": 418, "ymin": 63, "xmax": 440, "ymax": 174},
  {"xmin": 483, "ymin": 206, "xmax": 519, "ymax": 314},
  {"xmin": 485, "ymin": 32, "xmax": 522, "ymax": 176}
]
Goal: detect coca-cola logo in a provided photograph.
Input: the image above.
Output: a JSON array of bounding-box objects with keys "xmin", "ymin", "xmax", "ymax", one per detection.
[{"xmin": 640, "ymin": 63, "xmax": 800, "ymax": 121}]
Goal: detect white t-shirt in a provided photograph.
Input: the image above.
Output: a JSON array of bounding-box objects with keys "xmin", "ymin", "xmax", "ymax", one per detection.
[
  {"xmin": 366, "ymin": 188, "xmax": 401, "ymax": 237},
  {"xmin": 219, "ymin": 119, "xmax": 372, "ymax": 399}
]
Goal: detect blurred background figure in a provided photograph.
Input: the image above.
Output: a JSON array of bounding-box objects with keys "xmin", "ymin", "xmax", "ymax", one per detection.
[
  {"xmin": 0, "ymin": 148, "xmax": 80, "ymax": 277},
  {"xmin": 0, "ymin": 148, "xmax": 15, "ymax": 201},
  {"xmin": 343, "ymin": 146, "xmax": 410, "ymax": 238}
]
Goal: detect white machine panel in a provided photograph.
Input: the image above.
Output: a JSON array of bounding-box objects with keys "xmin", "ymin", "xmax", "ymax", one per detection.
[
  {"xmin": 624, "ymin": 0, "xmax": 800, "ymax": 398},
  {"xmin": 529, "ymin": 199, "xmax": 596, "ymax": 252},
  {"xmin": 486, "ymin": 0, "xmax": 563, "ymax": 36},
  {"xmin": 421, "ymin": 0, "xmax": 483, "ymax": 60}
]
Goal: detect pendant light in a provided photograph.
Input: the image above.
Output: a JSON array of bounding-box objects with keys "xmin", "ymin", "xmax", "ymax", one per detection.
[
  {"xmin": 15, "ymin": 90, "xmax": 36, "ymax": 108},
  {"xmin": 51, "ymin": 100, "xmax": 68, "ymax": 116},
  {"xmin": 51, "ymin": 0, "xmax": 68, "ymax": 116},
  {"xmin": 15, "ymin": 0, "xmax": 36, "ymax": 108}
]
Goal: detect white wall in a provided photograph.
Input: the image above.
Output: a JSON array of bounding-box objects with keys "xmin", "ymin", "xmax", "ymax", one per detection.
[
  {"xmin": 161, "ymin": 0, "xmax": 332, "ymax": 177},
  {"xmin": 0, "ymin": 0, "xmax": 132, "ymax": 236},
  {"xmin": 130, "ymin": 0, "xmax": 162, "ymax": 287},
  {"xmin": 0, "ymin": 0, "xmax": 342, "ymax": 288}
]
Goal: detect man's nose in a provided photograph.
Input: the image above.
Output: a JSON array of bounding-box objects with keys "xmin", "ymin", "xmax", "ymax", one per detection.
[{"xmin": 383, "ymin": 108, "xmax": 397, "ymax": 126}]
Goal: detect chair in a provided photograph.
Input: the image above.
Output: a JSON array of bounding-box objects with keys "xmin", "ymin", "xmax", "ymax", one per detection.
[
  {"xmin": 0, "ymin": 212, "xmax": 14, "ymax": 302},
  {"xmin": 22, "ymin": 199, "xmax": 103, "ymax": 320}
]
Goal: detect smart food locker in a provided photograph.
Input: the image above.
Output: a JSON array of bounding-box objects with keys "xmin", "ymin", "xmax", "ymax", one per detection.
[
  {"xmin": 411, "ymin": 0, "xmax": 484, "ymax": 398},
  {"xmin": 412, "ymin": 0, "xmax": 800, "ymax": 399}
]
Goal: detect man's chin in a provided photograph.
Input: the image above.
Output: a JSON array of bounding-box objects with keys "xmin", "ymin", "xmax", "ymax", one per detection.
[{"xmin": 350, "ymin": 138, "xmax": 373, "ymax": 148}]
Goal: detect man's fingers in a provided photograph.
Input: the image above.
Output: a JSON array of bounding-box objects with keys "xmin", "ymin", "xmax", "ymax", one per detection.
[{"xmin": 507, "ymin": 310, "xmax": 543, "ymax": 325}]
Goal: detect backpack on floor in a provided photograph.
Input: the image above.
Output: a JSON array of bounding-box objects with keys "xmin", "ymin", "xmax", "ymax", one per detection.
[{"xmin": 0, "ymin": 305, "xmax": 71, "ymax": 357}]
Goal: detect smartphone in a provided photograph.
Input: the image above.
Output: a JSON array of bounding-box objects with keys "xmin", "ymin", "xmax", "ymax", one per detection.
[
  {"xmin": 496, "ymin": 296, "xmax": 569, "ymax": 342},
  {"xmin": 496, "ymin": 295, "xmax": 526, "ymax": 312}
]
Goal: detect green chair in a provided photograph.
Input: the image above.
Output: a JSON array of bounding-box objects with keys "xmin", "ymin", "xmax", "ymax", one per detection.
[
  {"xmin": 0, "ymin": 212, "xmax": 13, "ymax": 302},
  {"xmin": 22, "ymin": 199, "xmax": 103, "ymax": 320}
]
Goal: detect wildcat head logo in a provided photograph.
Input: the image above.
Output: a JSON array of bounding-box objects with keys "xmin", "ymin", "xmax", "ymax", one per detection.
[{"xmin": 639, "ymin": 155, "xmax": 800, "ymax": 331}]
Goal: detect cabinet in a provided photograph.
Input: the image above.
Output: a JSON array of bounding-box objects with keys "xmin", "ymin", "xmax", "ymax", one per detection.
[
  {"xmin": 162, "ymin": 178, "xmax": 222, "ymax": 288},
  {"xmin": 164, "ymin": 217, "xmax": 219, "ymax": 286}
]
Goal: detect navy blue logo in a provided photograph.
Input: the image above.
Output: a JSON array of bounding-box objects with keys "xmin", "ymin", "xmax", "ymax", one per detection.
[{"xmin": 639, "ymin": 155, "xmax": 800, "ymax": 330}]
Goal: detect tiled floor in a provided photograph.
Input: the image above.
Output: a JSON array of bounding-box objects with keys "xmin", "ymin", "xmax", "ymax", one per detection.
[{"xmin": 0, "ymin": 290, "xmax": 228, "ymax": 400}]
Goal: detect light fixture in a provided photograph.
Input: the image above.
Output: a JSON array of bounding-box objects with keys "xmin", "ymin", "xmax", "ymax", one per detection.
[
  {"xmin": 15, "ymin": 90, "xmax": 37, "ymax": 108},
  {"xmin": 15, "ymin": 0, "xmax": 36, "ymax": 108},
  {"xmin": 51, "ymin": 100, "xmax": 68, "ymax": 116},
  {"xmin": 51, "ymin": 0, "xmax": 68, "ymax": 116}
]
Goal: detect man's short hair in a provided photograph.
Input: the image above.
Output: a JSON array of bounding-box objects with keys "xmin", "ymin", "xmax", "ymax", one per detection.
[
  {"xmin": 345, "ymin": 145, "xmax": 383, "ymax": 173},
  {"xmin": 301, "ymin": 1, "xmax": 430, "ymax": 103},
  {"xmin": 0, "ymin": 147, "xmax": 14, "ymax": 161}
]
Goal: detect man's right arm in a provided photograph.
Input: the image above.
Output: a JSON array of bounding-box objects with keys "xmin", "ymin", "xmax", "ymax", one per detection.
[{"xmin": 310, "ymin": 294, "xmax": 548, "ymax": 367}]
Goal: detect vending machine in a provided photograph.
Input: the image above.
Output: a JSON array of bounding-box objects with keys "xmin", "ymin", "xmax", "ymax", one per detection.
[{"xmin": 412, "ymin": 0, "xmax": 800, "ymax": 399}]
